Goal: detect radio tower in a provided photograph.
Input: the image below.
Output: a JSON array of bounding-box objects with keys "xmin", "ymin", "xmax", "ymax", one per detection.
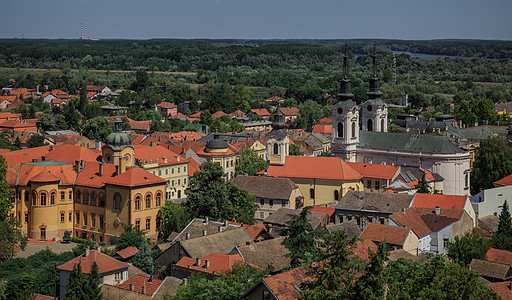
[
  {"xmin": 80, "ymin": 23, "xmax": 84, "ymax": 40},
  {"xmin": 392, "ymin": 53, "xmax": 397, "ymax": 82}
]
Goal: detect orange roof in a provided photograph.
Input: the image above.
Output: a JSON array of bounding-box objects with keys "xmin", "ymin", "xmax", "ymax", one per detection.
[
  {"xmin": 190, "ymin": 111, "xmax": 201, "ymax": 118},
  {"xmin": 30, "ymin": 170, "xmax": 61, "ymax": 183},
  {"xmin": 16, "ymin": 162, "xmax": 76, "ymax": 186},
  {"xmin": 0, "ymin": 112, "xmax": 20, "ymax": 120},
  {"xmin": 115, "ymin": 274, "xmax": 164, "ymax": 296},
  {"xmin": 391, "ymin": 207, "xmax": 463, "ymax": 237},
  {"xmin": 86, "ymin": 92, "xmax": 97, "ymax": 98},
  {"xmin": 250, "ymin": 108, "xmax": 270, "ymax": 116},
  {"xmin": 168, "ymin": 131, "xmax": 206, "ymax": 141},
  {"xmin": 266, "ymin": 156, "xmax": 362, "ymax": 181},
  {"xmin": 310, "ymin": 206, "xmax": 335, "ymax": 217},
  {"xmin": 116, "ymin": 246, "xmax": 138, "ymax": 260},
  {"xmin": 346, "ymin": 162, "xmax": 399, "ymax": 180},
  {"xmin": 0, "ymin": 95, "xmax": 16, "ymax": 103},
  {"xmin": 229, "ymin": 110, "xmax": 245, "ymax": 118},
  {"xmin": 488, "ymin": 281, "xmax": 512, "ymax": 300},
  {"xmin": 129, "ymin": 120, "xmax": 151, "ymax": 131},
  {"xmin": 133, "ymin": 144, "xmax": 185, "ymax": 166},
  {"xmin": 228, "ymin": 221, "xmax": 267, "ymax": 240},
  {"xmin": 485, "ymin": 248, "xmax": 512, "ymax": 268},
  {"xmin": 176, "ymin": 252, "xmax": 245, "ymax": 275},
  {"xmin": 495, "ymin": 174, "xmax": 512, "ymax": 187},
  {"xmin": 58, "ymin": 250, "xmax": 128, "ymax": 274},
  {"xmin": 318, "ymin": 117, "xmax": 332, "ymax": 124},
  {"xmin": 156, "ymin": 101, "xmax": 176, "ymax": 108},
  {"xmin": 170, "ymin": 112, "xmax": 188, "ymax": 120},
  {"xmin": 32, "ymin": 294, "xmax": 55, "ymax": 300},
  {"xmin": 211, "ymin": 111, "xmax": 227, "ymax": 120},
  {"xmin": 353, "ymin": 239, "xmax": 379, "ymax": 262},
  {"xmin": 0, "ymin": 119, "xmax": 37, "ymax": 131},
  {"xmin": 412, "ymin": 193, "xmax": 467, "ymax": 210},
  {"xmin": 74, "ymin": 162, "xmax": 118, "ymax": 188},
  {"xmin": 186, "ymin": 157, "xmax": 201, "ymax": 177},
  {"xmin": 280, "ymin": 107, "xmax": 299, "ymax": 116},
  {"xmin": 262, "ymin": 266, "xmax": 311, "ymax": 300},
  {"xmin": 104, "ymin": 166, "xmax": 167, "ymax": 188},
  {"xmin": 45, "ymin": 145, "xmax": 100, "ymax": 163},
  {"xmin": 312, "ymin": 124, "xmax": 332, "ymax": 134},
  {"xmin": 360, "ymin": 223, "xmax": 411, "ymax": 246}
]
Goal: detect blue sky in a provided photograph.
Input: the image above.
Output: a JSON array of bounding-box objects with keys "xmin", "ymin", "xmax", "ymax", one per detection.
[{"xmin": 1, "ymin": 0, "xmax": 511, "ymax": 40}]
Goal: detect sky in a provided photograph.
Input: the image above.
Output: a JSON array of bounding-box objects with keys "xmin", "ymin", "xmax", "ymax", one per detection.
[{"xmin": 1, "ymin": 0, "xmax": 511, "ymax": 40}]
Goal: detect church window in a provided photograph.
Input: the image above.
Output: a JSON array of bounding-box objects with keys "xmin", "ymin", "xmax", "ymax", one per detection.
[
  {"xmin": 156, "ymin": 192, "xmax": 162, "ymax": 207},
  {"xmin": 309, "ymin": 188, "xmax": 315, "ymax": 199},
  {"xmin": 337, "ymin": 122, "xmax": 344, "ymax": 138},
  {"xmin": 381, "ymin": 119, "xmax": 385, "ymax": 132},
  {"xmin": 367, "ymin": 119, "xmax": 373, "ymax": 131},
  {"xmin": 40, "ymin": 192, "xmax": 47, "ymax": 206},
  {"xmin": 50, "ymin": 192, "xmax": 55, "ymax": 205},
  {"xmin": 145, "ymin": 194, "xmax": 151, "ymax": 209},
  {"xmin": 334, "ymin": 190, "xmax": 339, "ymax": 201},
  {"xmin": 352, "ymin": 122, "xmax": 356, "ymax": 138},
  {"xmin": 114, "ymin": 193, "xmax": 121, "ymax": 210},
  {"xmin": 135, "ymin": 196, "xmax": 141, "ymax": 210},
  {"xmin": 273, "ymin": 143, "xmax": 279, "ymax": 155}
]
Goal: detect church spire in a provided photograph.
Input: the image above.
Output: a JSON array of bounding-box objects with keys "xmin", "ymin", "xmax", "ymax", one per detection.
[
  {"xmin": 367, "ymin": 42, "xmax": 383, "ymax": 100},
  {"xmin": 337, "ymin": 43, "xmax": 354, "ymax": 102}
]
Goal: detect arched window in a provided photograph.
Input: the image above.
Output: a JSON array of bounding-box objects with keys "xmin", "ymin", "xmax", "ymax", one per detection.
[
  {"xmin": 155, "ymin": 192, "xmax": 162, "ymax": 207},
  {"xmin": 99, "ymin": 193, "xmax": 105, "ymax": 207},
  {"xmin": 273, "ymin": 143, "xmax": 279, "ymax": 155},
  {"xmin": 50, "ymin": 192, "xmax": 55, "ymax": 205},
  {"xmin": 90, "ymin": 192, "xmax": 96, "ymax": 206},
  {"xmin": 352, "ymin": 122, "xmax": 356, "ymax": 138},
  {"xmin": 337, "ymin": 122, "xmax": 344, "ymax": 138},
  {"xmin": 381, "ymin": 119, "xmax": 385, "ymax": 132},
  {"xmin": 76, "ymin": 190, "xmax": 81, "ymax": 203},
  {"xmin": 40, "ymin": 192, "xmax": 47, "ymax": 206},
  {"xmin": 334, "ymin": 190, "xmax": 339, "ymax": 201},
  {"xmin": 114, "ymin": 193, "xmax": 121, "ymax": 210},
  {"xmin": 135, "ymin": 195, "xmax": 141, "ymax": 211},
  {"xmin": 309, "ymin": 188, "xmax": 315, "ymax": 199},
  {"xmin": 367, "ymin": 119, "xmax": 373, "ymax": 131},
  {"xmin": 83, "ymin": 191, "xmax": 89, "ymax": 205},
  {"xmin": 145, "ymin": 194, "xmax": 151, "ymax": 209}
]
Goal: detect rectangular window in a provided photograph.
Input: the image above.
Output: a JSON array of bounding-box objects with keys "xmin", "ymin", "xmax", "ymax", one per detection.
[
  {"xmin": 61, "ymin": 192, "xmax": 65, "ymax": 201},
  {"xmin": 135, "ymin": 220, "xmax": 140, "ymax": 230},
  {"xmin": 177, "ymin": 167, "xmax": 180, "ymax": 174},
  {"xmin": 375, "ymin": 181, "xmax": 380, "ymax": 190},
  {"xmin": 25, "ymin": 212, "xmax": 28, "ymax": 223},
  {"xmin": 184, "ymin": 178, "xmax": 187, "ymax": 185},
  {"xmin": 83, "ymin": 213, "xmax": 87, "ymax": 226},
  {"xmin": 165, "ymin": 169, "xmax": 168, "ymax": 175},
  {"xmin": 443, "ymin": 238, "xmax": 449, "ymax": 248},
  {"xmin": 269, "ymin": 199, "xmax": 274, "ymax": 207},
  {"xmin": 152, "ymin": 171, "xmax": 155, "ymax": 175},
  {"xmin": 178, "ymin": 179, "xmax": 181, "ymax": 185},
  {"xmin": 172, "ymin": 180, "xmax": 175, "ymax": 187},
  {"xmin": 76, "ymin": 213, "xmax": 80, "ymax": 224},
  {"xmin": 158, "ymin": 170, "xmax": 162, "ymax": 176},
  {"xmin": 183, "ymin": 166, "xmax": 186, "ymax": 173},
  {"xmin": 260, "ymin": 199, "xmax": 264, "ymax": 206},
  {"xmin": 367, "ymin": 180, "xmax": 372, "ymax": 189},
  {"xmin": 69, "ymin": 212, "xmax": 72, "ymax": 222},
  {"xmin": 60, "ymin": 213, "xmax": 64, "ymax": 223},
  {"xmin": 172, "ymin": 168, "xmax": 174, "ymax": 174},
  {"xmin": 146, "ymin": 219, "xmax": 151, "ymax": 231},
  {"xmin": 99, "ymin": 216, "xmax": 104, "ymax": 229},
  {"xmin": 282, "ymin": 201, "xmax": 286, "ymax": 207},
  {"xmin": 260, "ymin": 212, "xmax": 264, "ymax": 219},
  {"xmin": 91, "ymin": 215, "xmax": 96, "ymax": 228}
]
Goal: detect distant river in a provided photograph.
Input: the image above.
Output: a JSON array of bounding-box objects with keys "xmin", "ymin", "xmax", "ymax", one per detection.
[{"xmin": 393, "ymin": 51, "xmax": 471, "ymax": 60}]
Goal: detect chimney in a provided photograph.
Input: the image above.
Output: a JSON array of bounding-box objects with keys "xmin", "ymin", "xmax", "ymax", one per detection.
[
  {"xmin": 218, "ymin": 226, "xmax": 222, "ymax": 232},
  {"xmin": 119, "ymin": 156, "xmax": 126, "ymax": 174},
  {"xmin": 202, "ymin": 229, "xmax": 207, "ymax": 236},
  {"xmin": 246, "ymin": 241, "xmax": 252, "ymax": 246},
  {"xmin": 204, "ymin": 217, "xmax": 209, "ymax": 224},
  {"xmin": 149, "ymin": 275, "xmax": 153, "ymax": 283},
  {"xmin": 32, "ymin": 158, "xmax": 38, "ymax": 162},
  {"xmin": 204, "ymin": 259, "xmax": 210, "ymax": 269},
  {"xmin": 85, "ymin": 247, "xmax": 90, "ymax": 258},
  {"xmin": 49, "ymin": 145, "xmax": 55, "ymax": 151},
  {"xmin": 41, "ymin": 156, "xmax": 46, "ymax": 161},
  {"xmin": 223, "ymin": 220, "xmax": 228, "ymax": 226},
  {"xmin": 196, "ymin": 258, "xmax": 201, "ymax": 267},
  {"xmin": 435, "ymin": 205, "xmax": 440, "ymax": 215},
  {"xmin": 75, "ymin": 160, "xmax": 80, "ymax": 172},
  {"xmin": 130, "ymin": 278, "xmax": 134, "ymax": 291},
  {"xmin": 99, "ymin": 162, "xmax": 103, "ymax": 176},
  {"xmin": 186, "ymin": 233, "xmax": 190, "ymax": 240},
  {"xmin": 142, "ymin": 279, "xmax": 146, "ymax": 295}
]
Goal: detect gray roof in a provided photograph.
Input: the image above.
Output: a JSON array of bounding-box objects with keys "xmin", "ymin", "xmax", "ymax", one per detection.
[
  {"xmin": 359, "ymin": 131, "xmax": 466, "ymax": 154},
  {"xmin": 173, "ymin": 218, "xmax": 239, "ymax": 242},
  {"xmin": 153, "ymin": 277, "xmax": 183, "ymax": 299},
  {"xmin": 235, "ymin": 237, "xmax": 291, "ymax": 272},
  {"xmin": 470, "ymin": 259, "xmax": 511, "ymax": 280},
  {"xmin": 336, "ymin": 100, "xmax": 357, "ymax": 109},
  {"xmin": 325, "ymin": 221, "xmax": 362, "ymax": 239},
  {"xmin": 263, "ymin": 208, "xmax": 327, "ymax": 230},
  {"xmin": 232, "ymin": 175, "xmax": 299, "ymax": 201},
  {"xmin": 336, "ymin": 191, "xmax": 414, "ymax": 213},
  {"xmin": 180, "ymin": 227, "xmax": 253, "ymax": 258},
  {"xmin": 480, "ymin": 215, "xmax": 499, "ymax": 234},
  {"xmin": 45, "ymin": 130, "xmax": 80, "ymax": 135},
  {"xmin": 198, "ymin": 133, "xmax": 253, "ymax": 144}
]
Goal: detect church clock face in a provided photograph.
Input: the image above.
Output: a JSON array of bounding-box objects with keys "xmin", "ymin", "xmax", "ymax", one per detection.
[
  {"xmin": 337, "ymin": 108, "xmax": 343, "ymax": 114},
  {"xmin": 124, "ymin": 153, "xmax": 131, "ymax": 164},
  {"xmin": 367, "ymin": 105, "xmax": 373, "ymax": 112},
  {"xmin": 105, "ymin": 154, "xmax": 112, "ymax": 163}
]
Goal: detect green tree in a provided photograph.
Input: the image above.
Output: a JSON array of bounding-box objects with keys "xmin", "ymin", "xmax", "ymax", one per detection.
[
  {"xmin": 184, "ymin": 162, "xmax": 257, "ymax": 224},
  {"xmin": 382, "ymin": 67, "xmax": 393, "ymax": 83},
  {"xmin": 472, "ymin": 137, "xmax": 512, "ymax": 193},
  {"xmin": 319, "ymin": 150, "xmax": 331, "ymax": 157},
  {"xmin": 132, "ymin": 70, "xmax": 150, "ymax": 92},
  {"xmin": 88, "ymin": 262, "xmax": 102, "ymax": 300},
  {"xmin": 492, "ymin": 200, "xmax": 512, "ymax": 251},
  {"xmin": 280, "ymin": 206, "xmax": 317, "ymax": 267},
  {"xmin": 82, "ymin": 117, "xmax": 114, "ymax": 142},
  {"xmin": 82, "ymin": 102, "xmax": 103, "ymax": 120},
  {"xmin": 297, "ymin": 100, "xmax": 324, "ymax": 132},
  {"xmin": 26, "ymin": 134, "xmax": 46, "ymax": 148},
  {"xmin": 65, "ymin": 263, "xmax": 91, "ymax": 300},
  {"xmin": 415, "ymin": 172, "xmax": 431, "ymax": 194},
  {"xmin": 11, "ymin": 274, "xmax": 36, "ymax": 300},
  {"xmin": 63, "ymin": 99, "xmax": 81, "ymax": 131},
  {"xmin": 115, "ymin": 224, "xmax": 146, "ymax": 251},
  {"xmin": 234, "ymin": 148, "xmax": 266, "ymax": 176},
  {"xmin": 289, "ymin": 144, "xmax": 303, "ymax": 156},
  {"xmin": 354, "ymin": 241, "xmax": 389, "ymax": 300},
  {"xmin": 0, "ymin": 155, "xmax": 14, "ymax": 221},
  {"xmin": 447, "ymin": 231, "xmax": 491, "ymax": 266},
  {"xmin": 78, "ymin": 83, "xmax": 88, "ymax": 113},
  {"xmin": 159, "ymin": 202, "xmax": 191, "ymax": 239},
  {"xmin": 0, "ymin": 217, "xmax": 28, "ymax": 260},
  {"xmin": 388, "ymin": 123, "xmax": 402, "ymax": 133},
  {"xmin": 132, "ymin": 241, "xmax": 154, "ymax": 275},
  {"xmin": 36, "ymin": 113, "xmax": 58, "ymax": 132}
]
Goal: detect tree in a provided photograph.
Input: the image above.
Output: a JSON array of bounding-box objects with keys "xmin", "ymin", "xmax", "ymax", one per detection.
[
  {"xmin": 65, "ymin": 263, "xmax": 91, "ymax": 300},
  {"xmin": 415, "ymin": 172, "xmax": 431, "ymax": 194},
  {"xmin": 0, "ymin": 217, "xmax": 28, "ymax": 260},
  {"xmin": 36, "ymin": 113, "xmax": 58, "ymax": 132},
  {"xmin": 281, "ymin": 207, "xmax": 317, "ymax": 267},
  {"xmin": 10, "ymin": 274, "xmax": 36, "ymax": 300},
  {"xmin": 492, "ymin": 200, "xmax": 512, "ymax": 251},
  {"xmin": 319, "ymin": 150, "xmax": 331, "ymax": 157},
  {"xmin": 0, "ymin": 156, "xmax": 13, "ymax": 220},
  {"xmin": 354, "ymin": 241, "xmax": 389, "ymax": 300},
  {"xmin": 297, "ymin": 100, "xmax": 324, "ymax": 131},
  {"xmin": 184, "ymin": 162, "xmax": 257, "ymax": 224},
  {"xmin": 78, "ymin": 83, "xmax": 88, "ymax": 113},
  {"xmin": 132, "ymin": 241, "xmax": 154, "ymax": 275},
  {"xmin": 132, "ymin": 70, "xmax": 150, "ymax": 92},
  {"xmin": 289, "ymin": 144, "xmax": 303, "ymax": 156},
  {"xmin": 447, "ymin": 231, "xmax": 491, "ymax": 266},
  {"xmin": 388, "ymin": 123, "xmax": 402, "ymax": 133},
  {"xmin": 234, "ymin": 148, "xmax": 266, "ymax": 176},
  {"xmin": 159, "ymin": 202, "xmax": 191, "ymax": 239},
  {"xmin": 82, "ymin": 117, "xmax": 114, "ymax": 142},
  {"xmin": 115, "ymin": 224, "xmax": 146, "ymax": 251},
  {"xmin": 26, "ymin": 134, "xmax": 46, "ymax": 148},
  {"xmin": 472, "ymin": 137, "xmax": 512, "ymax": 193},
  {"xmin": 88, "ymin": 262, "xmax": 103, "ymax": 300}
]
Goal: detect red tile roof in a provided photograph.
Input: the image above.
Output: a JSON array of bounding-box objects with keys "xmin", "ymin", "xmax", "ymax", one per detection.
[
  {"xmin": 211, "ymin": 111, "xmax": 227, "ymax": 120},
  {"xmin": 176, "ymin": 252, "xmax": 245, "ymax": 275},
  {"xmin": 30, "ymin": 170, "xmax": 61, "ymax": 183},
  {"xmin": 495, "ymin": 174, "xmax": 512, "ymax": 187},
  {"xmin": 115, "ymin": 274, "xmax": 164, "ymax": 296},
  {"xmin": 104, "ymin": 166, "xmax": 167, "ymax": 188},
  {"xmin": 156, "ymin": 101, "xmax": 176, "ymax": 108},
  {"xmin": 485, "ymin": 248, "xmax": 512, "ymax": 268},
  {"xmin": 190, "ymin": 111, "xmax": 201, "ymax": 118},
  {"xmin": 391, "ymin": 207, "xmax": 463, "ymax": 237},
  {"xmin": 32, "ymin": 294, "xmax": 55, "ymax": 300},
  {"xmin": 58, "ymin": 250, "xmax": 128, "ymax": 274},
  {"xmin": 345, "ymin": 162, "xmax": 399, "ymax": 180},
  {"xmin": 133, "ymin": 145, "xmax": 184, "ymax": 166},
  {"xmin": 353, "ymin": 239, "xmax": 379, "ymax": 262},
  {"xmin": 74, "ymin": 161, "xmax": 117, "ymax": 188},
  {"xmin": 280, "ymin": 107, "xmax": 299, "ymax": 116},
  {"xmin": 318, "ymin": 117, "xmax": 332, "ymax": 124},
  {"xmin": 250, "ymin": 108, "xmax": 270, "ymax": 116},
  {"xmin": 312, "ymin": 124, "xmax": 332, "ymax": 134},
  {"xmin": 266, "ymin": 156, "xmax": 362, "ymax": 181},
  {"xmin": 488, "ymin": 281, "xmax": 512, "ymax": 300},
  {"xmin": 229, "ymin": 110, "xmax": 246, "ymax": 118},
  {"xmin": 129, "ymin": 120, "xmax": 152, "ymax": 131},
  {"xmin": 228, "ymin": 222, "xmax": 267, "ymax": 240},
  {"xmin": 262, "ymin": 266, "xmax": 311, "ymax": 300},
  {"xmin": 310, "ymin": 206, "xmax": 335, "ymax": 217},
  {"xmin": 45, "ymin": 145, "xmax": 100, "ymax": 163},
  {"xmin": 116, "ymin": 246, "xmax": 138, "ymax": 260},
  {"xmin": 412, "ymin": 193, "xmax": 467, "ymax": 210},
  {"xmin": 16, "ymin": 162, "xmax": 77, "ymax": 186},
  {"xmin": 360, "ymin": 223, "xmax": 411, "ymax": 246}
]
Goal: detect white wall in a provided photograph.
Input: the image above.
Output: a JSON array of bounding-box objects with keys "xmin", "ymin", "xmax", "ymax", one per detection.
[{"xmin": 471, "ymin": 185, "xmax": 512, "ymax": 218}]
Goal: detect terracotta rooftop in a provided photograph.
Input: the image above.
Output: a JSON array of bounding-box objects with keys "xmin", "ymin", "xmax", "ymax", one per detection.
[
  {"xmin": 104, "ymin": 166, "xmax": 167, "ymax": 188},
  {"xmin": 45, "ymin": 144, "xmax": 100, "ymax": 163},
  {"xmin": 156, "ymin": 101, "xmax": 176, "ymax": 108},
  {"xmin": 133, "ymin": 144, "xmax": 185, "ymax": 166},
  {"xmin": 228, "ymin": 221, "xmax": 268, "ymax": 240},
  {"xmin": 360, "ymin": 223, "xmax": 412, "ymax": 246},
  {"xmin": 485, "ymin": 248, "xmax": 512, "ymax": 268},
  {"xmin": 312, "ymin": 123, "xmax": 332, "ymax": 134},
  {"xmin": 261, "ymin": 267, "xmax": 311, "ymax": 300},
  {"xmin": 250, "ymin": 108, "xmax": 270, "ymax": 116},
  {"xmin": 310, "ymin": 206, "xmax": 335, "ymax": 217},
  {"xmin": 345, "ymin": 162, "xmax": 399, "ymax": 180},
  {"xmin": 488, "ymin": 281, "xmax": 512, "ymax": 300},
  {"xmin": 280, "ymin": 107, "xmax": 299, "ymax": 116},
  {"xmin": 15, "ymin": 161, "xmax": 76, "ymax": 186},
  {"xmin": 116, "ymin": 274, "xmax": 164, "ymax": 296},
  {"xmin": 412, "ymin": 193, "xmax": 467, "ymax": 210},
  {"xmin": 266, "ymin": 156, "xmax": 362, "ymax": 181},
  {"xmin": 176, "ymin": 252, "xmax": 245, "ymax": 275},
  {"xmin": 57, "ymin": 250, "xmax": 128, "ymax": 274},
  {"xmin": 495, "ymin": 174, "xmax": 512, "ymax": 187},
  {"xmin": 116, "ymin": 246, "xmax": 139, "ymax": 260},
  {"xmin": 390, "ymin": 207, "xmax": 464, "ymax": 237},
  {"xmin": 211, "ymin": 110, "xmax": 227, "ymax": 120}
]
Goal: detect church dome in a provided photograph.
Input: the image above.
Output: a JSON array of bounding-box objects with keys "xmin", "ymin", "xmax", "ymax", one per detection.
[
  {"xmin": 105, "ymin": 117, "xmax": 132, "ymax": 151},
  {"xmin": 205, "ymin": 134, "xmax": 228, "ymax": 152}
]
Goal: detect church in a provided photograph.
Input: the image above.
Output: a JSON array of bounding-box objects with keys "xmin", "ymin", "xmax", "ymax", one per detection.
[{"xmin": 330, "ymin": 51, "xmax": 471, "ymax": 196}]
